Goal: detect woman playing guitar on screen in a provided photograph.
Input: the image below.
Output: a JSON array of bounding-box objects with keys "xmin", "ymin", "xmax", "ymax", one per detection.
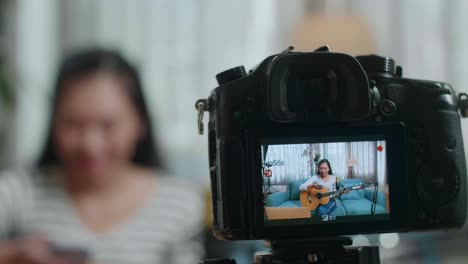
[{"xmin": 299, "ymin": 159, "xmax": 348, "ymax": 216}]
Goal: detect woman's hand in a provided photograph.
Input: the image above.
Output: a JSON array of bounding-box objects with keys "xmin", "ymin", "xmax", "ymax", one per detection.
[
  {"xmin": 4, "ymin": 234, "xmax": 88, "ymax": 264},
  {"xmin": 306, "ymin": 183, "xmax": 322, "ymax": 191}
]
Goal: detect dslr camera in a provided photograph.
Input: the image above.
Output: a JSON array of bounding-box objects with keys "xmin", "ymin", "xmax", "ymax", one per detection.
[{"xmin": 197, "ymin": 46, "xmax": 467, "ymax": 242}]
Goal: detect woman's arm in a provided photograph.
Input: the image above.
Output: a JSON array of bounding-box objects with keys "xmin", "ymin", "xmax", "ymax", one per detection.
[
  {"xmin": 0, "ymin": 235, "xmax": 88, "ymax": 264},
  {"xmin": 167, "ymin": 184, "xmax": 205, "ymax": 264},
  {"xmin": 0, "ymin": 171, "xmax": 24, "ymax": 239},
  {"xmin": 299, "ymin": 177, "xmax": 318, "ymax": 191},
  {"xmin": 0, "ymin": 172, "xmax": 29, "ymax": 263},
  {"xmin": 0, "ymin": 241, "xmax": 17, "ymax": 263},
  {"xmin": 0, "ymin": 177, "xmax": 20, "ymax": 264}
]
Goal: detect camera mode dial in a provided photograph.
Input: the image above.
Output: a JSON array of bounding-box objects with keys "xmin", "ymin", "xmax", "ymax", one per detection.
[
  {"xmin": 216, "ymin": 66, "xmax": 247, "ymax": 85},
  {"xmin": 356, "ymin": 55, "xmax": 402, "ymax": 77}
]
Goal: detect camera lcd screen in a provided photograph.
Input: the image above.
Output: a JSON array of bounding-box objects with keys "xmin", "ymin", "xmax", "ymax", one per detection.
[{"xmin": 262, "ymin": 138, "xmax": 390, "ymax": 226}]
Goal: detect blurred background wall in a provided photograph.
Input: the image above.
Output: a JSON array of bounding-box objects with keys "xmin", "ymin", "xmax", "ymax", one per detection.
[{"xmin": 1, "ymin": 0, "xmax": 468, "ymax": 263}]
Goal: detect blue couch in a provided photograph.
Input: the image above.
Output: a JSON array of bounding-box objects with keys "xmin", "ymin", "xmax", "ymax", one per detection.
[{"xmin": 265, "ymin": 178, "xmax": 387, "ymax": 216}]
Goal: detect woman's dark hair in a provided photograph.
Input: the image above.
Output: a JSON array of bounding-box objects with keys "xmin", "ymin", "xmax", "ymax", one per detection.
[
  {"xmin": 38, "ymin": 49, "xmax": 163, "ymax": 169},
  {"xmin": 315, "ymin": 159, "xmax": 333, "ymax": 175}
]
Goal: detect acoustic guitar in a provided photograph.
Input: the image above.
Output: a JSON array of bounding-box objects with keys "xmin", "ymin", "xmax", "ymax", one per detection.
[
  {"xmin": 300, "ymin": 186, "xmax": 331, "ymax": 210},
  {"xmin": 300, "ymin": 182, "xmax": 377, "ymax": 210}
]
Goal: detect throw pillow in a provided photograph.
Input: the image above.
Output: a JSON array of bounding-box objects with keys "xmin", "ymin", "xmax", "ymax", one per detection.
[{"xmin": 289, "ymin": 178, "xmax": 308, "ymax": 200}]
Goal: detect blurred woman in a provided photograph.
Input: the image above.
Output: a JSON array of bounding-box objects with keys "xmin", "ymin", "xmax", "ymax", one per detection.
[{"xmin": 0, "ymin": 50, "xmax": 204, "ymax": 264}]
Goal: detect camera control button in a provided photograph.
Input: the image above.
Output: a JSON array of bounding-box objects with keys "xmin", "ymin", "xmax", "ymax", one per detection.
[
  {"xmin": 417, "ymin": 163, "xmax": 459, "ymax": 206},
  {"xmin": 216, "ymin": 66, "xmax": 247, "ymax": 85},
  {"xmin": 380, "ymin": 99, "xmax": 397, "ymax": 116},
  {"xmin": 445, "ymin": 136, "xmax": 457, "ymax": 149},
  {"xmin": 417, "ymin": 211, "xmax": 427, "ymax": 221}
]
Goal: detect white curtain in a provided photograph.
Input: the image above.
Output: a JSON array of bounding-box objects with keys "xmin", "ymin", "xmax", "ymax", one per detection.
[
  {"xmin": 12, "ymin": 0, "xmax": 305, "ymax": 182},
  {"xmin": 348, "ymin": 141, "xmax": 375, "ymax": 181},
  {"xmin": 321, "ymin": 142, "xmax": 347, "ymax": 179},
  {"xmin": 265, "ymin": 141, "xmax": 385, "ymax": 185},
  {"xmin": 263, "ymin": 144, "xmax": 310, "ymax": 185},
  {"xmin": 376, "ymin": 140, "xmax": 387, "ymax": 186},
  {"xmin": 10, "ymin": 0, "xmax": 468, "ymax": 183}
]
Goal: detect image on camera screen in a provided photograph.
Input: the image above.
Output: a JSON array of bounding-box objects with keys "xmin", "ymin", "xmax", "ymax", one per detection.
[{"xmin": 262, "ymin": 139, "xmax": 390, "ymax": 225}]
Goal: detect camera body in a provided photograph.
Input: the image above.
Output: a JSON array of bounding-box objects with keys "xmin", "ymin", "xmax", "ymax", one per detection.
[{"xmin": 205, "ymin": 48, "xmax": 466, "ymax": 240}]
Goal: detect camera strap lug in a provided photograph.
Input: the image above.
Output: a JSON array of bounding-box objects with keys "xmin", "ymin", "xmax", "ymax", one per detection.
[
  {"xmin": 196, "ymin": 99, "xmax": 209, "ymax": 135},
  {"xmin": 459, "ymin": 93, "xmax": 468, "ymax": 118},
  {"xmin": 313, "ymin": 45, "xmax": 330, "ymax": 52},
  {"xmin": 280, "ymin": 46, "xmax": 295, "ymax": 54}
]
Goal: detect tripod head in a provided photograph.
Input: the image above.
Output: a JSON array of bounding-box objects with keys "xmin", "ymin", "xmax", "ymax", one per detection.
[{"xmin": 200, "ymin": 237, "xmax": 380, "ymax": 264}]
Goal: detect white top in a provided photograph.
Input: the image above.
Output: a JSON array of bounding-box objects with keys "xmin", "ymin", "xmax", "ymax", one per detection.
[
  {"xmin": 299, "ymin": 175, "xmax": 337, "ymax": 193},
  {"xmin": 0, "ymin": 168, "xmax": 205, "ymax": 264}
]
